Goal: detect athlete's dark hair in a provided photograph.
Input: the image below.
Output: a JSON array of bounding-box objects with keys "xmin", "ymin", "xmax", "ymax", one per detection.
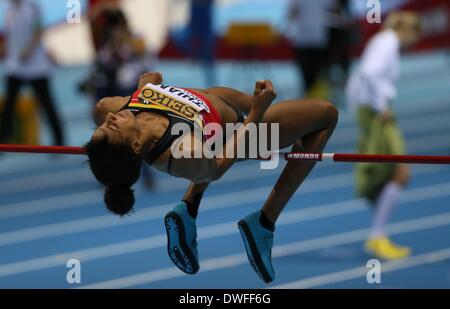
[{"xmin": 85, "ymin": 137, "xmax": 142, "ymax": 216}]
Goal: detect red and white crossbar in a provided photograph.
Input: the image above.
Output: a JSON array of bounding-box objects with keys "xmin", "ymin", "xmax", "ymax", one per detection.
[
  {"xmin": 283, "ymin": 152, "xmax": 450, "ymax": 164},
  {"xmin": 1, "ymin": 144, "xmax": 450, "ymax": 164}
]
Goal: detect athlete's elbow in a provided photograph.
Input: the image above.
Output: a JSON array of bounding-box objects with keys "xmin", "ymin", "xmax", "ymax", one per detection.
[
  {"xmin": 94, "ymin": 97, "xmax": 113, "ymax": 126},
  {"xmin": 186, "ymin": 159, "xmax": 222, "ymax": 183},
  {"xmin": 94, "ymin": 98, "xmax": 106, "ymax": 113},
  {"xmin": 209, "ymin": 171, "xmax": 223, "ymax": 182},
  {"xmin": 190, "ymin": 172, "xmax": 221, "ymax": 184},
  {"xmin": 93, "ymin": 102, "xmax": 105, "ymax": 126},
  {"xmin": 205, "ymin": 160, "xmax": 224, "ymax": 182}
]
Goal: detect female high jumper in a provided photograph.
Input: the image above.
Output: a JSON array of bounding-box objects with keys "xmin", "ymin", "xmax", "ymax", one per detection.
[{"xmin": 85, "ymin": 71, "xmax": 338, "ymax": 283}]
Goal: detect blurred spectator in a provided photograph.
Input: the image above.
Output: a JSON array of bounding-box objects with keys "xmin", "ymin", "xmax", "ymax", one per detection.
[
  {"xmin": 173, "ymin": 0, "xmax": 216, "ymax": 87},
  {"xmin": 346, "ymin": 11, "xmax": 421, "ymax": 260},
  {"xmin": 88, "ymin": 0, "xmax": 123, "ymax": 52},
  {"xmin": 327, "ymin": 0, "xmax": 355, "ymax": 106},
  {"xmin": 286, "ymin": 0, "xmax": 335, "ymax": 98},
  {"xmin": 0, "ymin": 0, "xmax": 64, "ymax": 146},
  {"xmin": 328, "ymin": 0, "xmax": 353, "ymax": 84}
]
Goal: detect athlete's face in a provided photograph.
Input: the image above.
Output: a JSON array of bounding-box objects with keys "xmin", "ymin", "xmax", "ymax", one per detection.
[{"xmin": 92, "ymin": 110, "xmax": 139, "ymax": 150}]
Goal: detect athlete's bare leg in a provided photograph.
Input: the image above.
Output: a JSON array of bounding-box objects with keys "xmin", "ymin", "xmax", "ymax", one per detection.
[{"xmin": 260, "ymin": 99, "xmax": 338, "ymax": 223}]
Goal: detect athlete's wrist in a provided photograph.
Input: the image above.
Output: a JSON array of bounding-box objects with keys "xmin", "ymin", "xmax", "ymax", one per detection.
[{"xmin": 247, "ymin": 108, "xmax": 265, "ymax": 124}]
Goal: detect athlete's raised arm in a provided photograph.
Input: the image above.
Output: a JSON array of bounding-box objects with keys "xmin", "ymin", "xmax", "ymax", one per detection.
[
  {"xmin": 93, "ymin": 72, "xmax": 164, "ymax": 126},
  {"xmin": 93, "ymin": 96, "xmax": 130, "ymax": 126},
  {"xmin": 169, "ymin": 80, "xmax": 277, "ymax": 183},
  {"xmin": 137, "ymin": 72, "xmax": 163, "ymax": 89}
]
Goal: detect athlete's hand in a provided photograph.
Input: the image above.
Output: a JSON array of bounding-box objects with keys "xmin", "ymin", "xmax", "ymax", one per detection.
[
  {"xmin": 138, "ymin": 72, "xmax": 163, "ymax": 89},
  {"xmin": 252, "ymin": 80, "xmax": 277, "ymax": 114}
]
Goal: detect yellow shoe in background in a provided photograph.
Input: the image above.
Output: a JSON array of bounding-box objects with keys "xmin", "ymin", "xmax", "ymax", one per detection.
[
  {"xmin": 365, "ymin": 237, "xmax": 411, "ymax": 260},
  {"xmin": 305, "ymin": 79, "xmax": 331, "ymax": 101}
]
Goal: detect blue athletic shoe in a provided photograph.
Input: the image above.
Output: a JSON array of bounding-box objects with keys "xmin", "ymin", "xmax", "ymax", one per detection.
[
  {"xmin": 238, "ymin": 211, "xmax": 275, "ymax": 283},
  {"xmin": 164, "ymin": 202, "xmax": 199, "ymax": 274}
]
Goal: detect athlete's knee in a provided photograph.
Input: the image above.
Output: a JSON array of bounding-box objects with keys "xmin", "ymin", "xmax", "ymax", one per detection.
[{"xmin": 317, "ymin": 100, "xmax": 339, "ymax": 128}]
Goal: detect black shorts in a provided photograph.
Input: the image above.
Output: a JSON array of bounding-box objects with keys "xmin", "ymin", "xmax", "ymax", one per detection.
[{"xmin": 216, "ymin": 94, "xmax": 247, "ymax": 123}]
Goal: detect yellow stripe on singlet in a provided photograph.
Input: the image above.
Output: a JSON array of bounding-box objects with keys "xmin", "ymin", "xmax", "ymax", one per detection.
[
  {"xmin": 128, "ymin": 103, "xmax": 168, "ymax": 111},
  {"xmin": 129, "ymin": 102, "xmax": 205, "ymax": 129}
]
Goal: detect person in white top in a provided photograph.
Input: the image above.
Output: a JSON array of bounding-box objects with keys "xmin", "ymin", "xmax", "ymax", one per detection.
[
  {"xmin": 0, "ymin": 0, "xmax": 64, "ymax": 146},
  {"xmin": 346, "ymin": 24, "xmax": 400, "ymax": 114},
  {"xmin": 346, "ymin": 11, "xmax": 421, "ymax": 260}
]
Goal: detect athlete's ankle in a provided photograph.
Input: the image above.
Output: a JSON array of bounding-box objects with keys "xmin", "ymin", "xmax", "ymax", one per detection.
[
  {"xmin": 259, "ymin": 211, "xmax": 275, "ymax": 232},
  {"xmin": 182, "ymin": 193, "xmax": 203, "ymax": 219}
]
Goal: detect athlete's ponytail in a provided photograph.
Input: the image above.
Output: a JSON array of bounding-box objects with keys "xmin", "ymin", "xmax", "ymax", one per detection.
[
  {"xmin": 85, "ymin": 137, "xmax": 142, "ymax": 216},
  {"xmin": 104, "ymin": 185, "xmax": 135, "ymax": 216}
]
